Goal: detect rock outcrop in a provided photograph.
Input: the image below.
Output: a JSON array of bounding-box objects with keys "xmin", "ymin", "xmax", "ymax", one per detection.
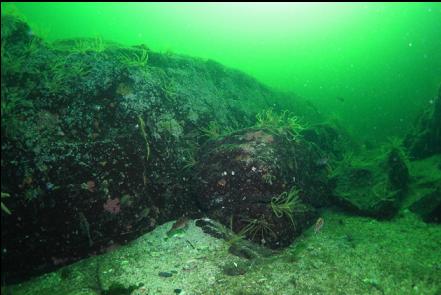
[
  {"xmin": 1, "ymin": 15, "xmax": 321, "ymax": 281},
  {"xmin": 405, "ymin": 85, "xmax": 441, "ymax": 159},
  {"xmin": 332, "ymin": 144, "xmax": 410, "ymax": 218}
]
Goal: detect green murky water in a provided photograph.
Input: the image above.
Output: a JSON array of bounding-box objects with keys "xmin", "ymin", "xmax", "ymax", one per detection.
[{"xmin": 5, "ymin": 2, "xmax": 441, "ymax": 140}]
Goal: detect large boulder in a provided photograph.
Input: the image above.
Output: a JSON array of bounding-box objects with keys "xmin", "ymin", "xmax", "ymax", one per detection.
[
  {"xmin": 1, "ymin": 15, "xmax": 322, "ymax": 281},
  {"xmin": 193, "ymin": 119, "xmax": 331, "ymax": 248},
  {"xmin": 332, "ymin": 143, "xmax": 410, "ymax": 219}
]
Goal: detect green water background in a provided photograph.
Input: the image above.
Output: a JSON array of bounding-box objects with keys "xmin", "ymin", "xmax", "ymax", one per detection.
[{"xmin": 3, "ymin": 2, "xmax": 441, "ymax": 142}]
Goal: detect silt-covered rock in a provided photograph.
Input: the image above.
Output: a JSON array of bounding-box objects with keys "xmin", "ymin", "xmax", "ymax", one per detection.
[
  {"xmin": 405, "ymin": 155, "xmax": 441, "ymax": 223},
  {"xmin": 405, "ymin": 85, "xmax": 441, "ymax": 159},
  {"xmin": 332, "ymin": 143, "xmax": 410, "ymax": 218}
]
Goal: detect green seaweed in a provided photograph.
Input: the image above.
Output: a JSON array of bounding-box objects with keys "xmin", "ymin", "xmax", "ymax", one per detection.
[
  {"xmin": 181, "ymin": 149, "xmax": 197, "ymax": 170},
  {"xmin": 238, "ymin": 215, "xmax": 277, "ymax": 243},
  {"xmin": 255, "ymin": 108, "xmax": 306, "ymax": 141},
  {"xmin": 137, "ymin": 115, "xmax": 150, "ymax": 163},
  {"xmin": 199, "ymin": 120, "xmax": 223, "ymax": 140},
  {"xmin": 118, "ymin": 48, "xmax": 149, "ymax": 68},
  {"xmin": 138, "ymin": 115, "xmax": 151, "ymax": 186},
  {"xmin": 1, "ymin": 192, "xmax": 12, "ymax": 215},
  {"xmin": 56, "ymin": 36, "xmax": 107, "ymax": 54},
  {"xmin": 270, "ymin": 187, "xmax": 306, "ymax": 226}
]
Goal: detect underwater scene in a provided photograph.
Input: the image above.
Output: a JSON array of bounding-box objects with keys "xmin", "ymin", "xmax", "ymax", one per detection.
[{"xmin": 1, "ymin": 2, "xmax": 441, "ymax": 294}]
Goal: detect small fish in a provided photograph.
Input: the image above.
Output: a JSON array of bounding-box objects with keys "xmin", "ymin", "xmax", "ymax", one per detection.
[
  {"xmin": 314, "ymin": 217, "xmax": 324, "ymax": 234},
  {"xmin": 336, "ymin": 96, "xmax": 345, "ymax": 103},
  {"xmin": 166, "ymin": 216, "xmax": 189, "ymax": 238}
]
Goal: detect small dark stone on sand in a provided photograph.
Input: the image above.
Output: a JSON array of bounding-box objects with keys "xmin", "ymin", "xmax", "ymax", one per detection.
[
  {"xmin": 222, "ymin": 261, "xmax": 250, "ymax": 276},
  {"xmin": 158, "ymin": 271, "xmax": 173, "ymax": 277}
]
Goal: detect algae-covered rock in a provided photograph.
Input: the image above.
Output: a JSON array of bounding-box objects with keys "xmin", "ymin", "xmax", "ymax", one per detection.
[
  {"xmin": 301, "ymin": 122, "xmax": 354, "ymax": 161},
  {"xmin": 332, "ymin": 144, "xmax": 410, "ymax": 218},
  {"xmin": 405, "ymin": 155, "xmax": 441, "ymax": 223},
  {"xmin": 1, "ymin": 15, "xmax": 322, "ymax": 281},
  {"xmin": 405, "ymin": 85, "xmax": 441, "ymax": 159},
  {"xmin": 410, "ymin": 189, "xmax": 441, "ymax": 223},
  {"xmin": 194, "ymin": 125, "xmax": 330, "ymax": 248}
]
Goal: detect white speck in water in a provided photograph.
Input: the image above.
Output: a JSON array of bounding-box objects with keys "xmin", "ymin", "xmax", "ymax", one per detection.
[{"xmin": 231, "ymin": 171, "xmax": 235, "ymax": 176}]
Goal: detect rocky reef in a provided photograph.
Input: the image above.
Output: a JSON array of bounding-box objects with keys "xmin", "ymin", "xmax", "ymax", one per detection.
[
  {"xmin": 0, "ymin": 15, "xmax": 322, "ymax": 281},
  {"xmin": 1, "ymin": 14, "xmax": 440, "ymax": 286}
]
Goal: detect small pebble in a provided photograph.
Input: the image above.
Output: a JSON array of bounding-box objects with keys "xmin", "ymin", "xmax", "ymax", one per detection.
[
  {"xmin": 158, "ymin": 271, "xmax": 173, "ymax": 277},
  {"xmin": 174, "ymin": 288, "xmax": 182, "ymax": 294}
]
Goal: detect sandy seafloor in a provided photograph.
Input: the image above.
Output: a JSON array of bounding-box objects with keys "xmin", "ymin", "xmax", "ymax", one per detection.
[{"xmin": 9, "ymin": 208, "xmax": 441, "ymax": 295}]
